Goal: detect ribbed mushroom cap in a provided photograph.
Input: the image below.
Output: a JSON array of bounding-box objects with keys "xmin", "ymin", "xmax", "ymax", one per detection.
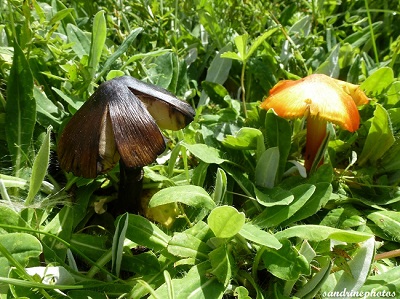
[{"xmin": 260, "ymin": 74, "xmax": 369, "ymax": 132}]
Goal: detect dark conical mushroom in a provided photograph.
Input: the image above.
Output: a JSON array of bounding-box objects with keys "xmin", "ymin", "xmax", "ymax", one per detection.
[{"xmin": 57, "ymin": 76, "xmax": 195, "ymax": 213}]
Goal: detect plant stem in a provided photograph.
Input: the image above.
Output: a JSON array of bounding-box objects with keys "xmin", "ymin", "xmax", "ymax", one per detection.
[
  {"xmin": 241, "ymin": 61, "xmax": 248, "ymax": 118},
  {"xmin": 375, "ymin": 249, "xmax": 400, "ymax": 260}
]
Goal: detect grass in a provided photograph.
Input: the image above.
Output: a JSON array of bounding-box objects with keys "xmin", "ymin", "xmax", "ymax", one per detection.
[{"xmin": 0, "ymin": 0, "xmax": 400, "ymax": 298}]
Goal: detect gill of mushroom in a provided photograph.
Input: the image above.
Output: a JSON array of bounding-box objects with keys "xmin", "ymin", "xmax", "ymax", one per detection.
[
  {"xmin": 57, "ymin": 76, "xmax": 195, "ymax": 214},
  {"xmin": 260, "ymin": 74, "xmax": 369, "ymax": 173}
]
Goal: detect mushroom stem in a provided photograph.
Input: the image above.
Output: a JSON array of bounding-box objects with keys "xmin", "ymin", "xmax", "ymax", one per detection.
[
  {"xmin": 110, "ymin": 161, "xmax": 144, "ymax": 215},
  {"xmin": 304, "ymin": 116, "xmax": 328, "ymax": 172}
]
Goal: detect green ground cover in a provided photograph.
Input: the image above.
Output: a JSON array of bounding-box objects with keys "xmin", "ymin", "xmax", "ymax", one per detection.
[{"xmin": 0, "ymin": 0, "xmax": 399, "ymax": 298}]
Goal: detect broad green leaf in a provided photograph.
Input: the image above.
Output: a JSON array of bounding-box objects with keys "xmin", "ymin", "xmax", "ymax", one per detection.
[
  {"xmin": 343, "ymin": 21, "xmax": 382, "ymax": 49},
  {"xmin": 24, "ymin": 266, "xmax": 75, "ymax": 285},
  {"xmin": 222, "ymin": 163, "xmax": 255, "ymax": 198},
  {"xmin": 386, "ymin": 81, "xmax": 400, "ymax": 106},
  {"xmin": 167, "ymin": 232, "xmax": 210, "ymax": 260},
  {"xmin": 42, "ymin": 205, "xmax": 73, "ymax": 260},
  {"xmin": 209, "ymin": 245, "xmax": 235, "ymax": 286},
  {"xmin": 70, "ymin": 233, "xmax": 108, "ymax": 262},
  {"xmin": 151, "ymin": 261, "xmax": 224, "ymax": 299},
  {"xmin": 360, "ymin": 67, "xmax": 394, "ymax": 96},
  {"xmin": 66, "ymin": 23, "xmax": 91, "ymax": 58},
  {"xmin": 201, "ymin": 81, "xmax": 229, "ymax": 106},
  {"xmin": 88, "ymin": 11, "xmax": 106, "ymax": 77},
  {"xmin": 254, "ymin": 186, "xmax": 294, "ymax": 207},
  {"xmin": 121, "ymin": 251, "xmax": 160, "ymax": 275},
  {"xmin": 48, "ymin": 8, "xmax": 74, "ymax": 26},
  {"xmin": 34, "ymin": 86, "xmax": 63, "ymax": 129},
  {"xmin": 315, "ymin": 43, "xmax": 340, "ymax": 78},
  {"xmin": 234, "ymin": 34, "xmax": 248, "ymax": 60},
  {"xmin": 199, "ymin": 44, "xmax": 232, "ymax": 106},
  {"xmin": 275, "ymin": 225, "xmax": 372, "ymax": 243},
  {"xmin": 208, "ymin": 206, "xmax": 245, "ymax": 239},
  {"xmin": 213, "ymin": 168, "xmax": 227, "ymax": 205},
  {"xmin": 0, "ymin": 233, "xmax": 42, "ymax": 293},
  {"xmin": 222, "ymin": 127, "xmax": 263, "ymax": 150},
  {"xmin": 124, "ymin": 214, "xmax": 171, "ymax": 251},
  {"xmin": 238, "ymin": 223, "xmax": 282, "ymax": 249},
  {"xmin": 332, "ymin": 237, "xmax": 375, "ymax": 294},
  {"xmin": 294, "ymin": 259, "xmax": 333, "ymax": 299},
  {"xmin": 6, "ymin": 41, "xmax": 35, "ymax": 178},
  {"xmin": 234, "ymin": 286, "xmax": 252, "ymax": 299},
  {"xmin": 280, "ymin": 182, "xmax": 332, "ymax": 226},
  {"xmin": 262, "ymin": 239, "xmax": 310, "ymax": 280},
  {"xmin": 255, "ymin": 147, "xmax": 280, "ymax": 188},
  {"xmin": 182, "ymin": 143, "xmax": 226, "ymax": 164},
  {"xmin": 252, "ymin": 184, "xmax": 316, "ymax": 228},
  {"xmin": 148, "ymin": 52, "xmax": 174, "ymax": 89},
  {"xmin": 265, "ymin": 110, "xmax": 292, "ymax": 181},
  {"xmin": 220, "ymin": 51, "xmax": 242, "ymax": 61},
  {"xmin": 184, "ymin": 221, "xmax": 212, "ymax": 242},
  {"xmin": 164, "ymin": 270, "xmax": 174, "ymax": 299},
  {"xmin": 359, "ymin": 265, "xmax": 400, "ymax": 295},
  {"xmin": 26, "ymin": 126, "xmax": 52, "ymax": 205},
  {"xmin": 97, "ymin": 27, "xmax": 143, "ymax": 79},
  {"xmin": 149, "ymin": 185, "xmax": 216, "ymax": 210},
  {"xmin": 320, "ymin": 205, "xmax": 366, "ymax": 229},
  {"xmin": 359, "ymin": 104, "xmax": 395, "ymax": 165},
  {"xmin": 246, "ymin": 27, "xmax": 279, "ymax": 60},
  {"xmin": 367, "ymin": 210, "xmax": 400, "ymax": 242},
  {"xmin": 112, "ymin": 213, "xmax": 129, "ymax": 276}
]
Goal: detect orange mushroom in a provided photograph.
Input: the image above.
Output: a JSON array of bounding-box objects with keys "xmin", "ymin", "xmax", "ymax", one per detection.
[{"xmin": 260, "ymin": 74, "xmax": 369, "ymax": 173}]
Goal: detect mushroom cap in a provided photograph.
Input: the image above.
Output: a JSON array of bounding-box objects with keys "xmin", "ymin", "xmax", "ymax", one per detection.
[{"xmin": 260, "ymin": 74, "xmax": 369, "ymax": 132}]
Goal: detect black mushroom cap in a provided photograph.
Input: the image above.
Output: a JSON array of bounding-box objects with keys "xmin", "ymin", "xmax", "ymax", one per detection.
[{"xmin": 57, "ymin": 76, "xmax": 195, "ymax": 178}]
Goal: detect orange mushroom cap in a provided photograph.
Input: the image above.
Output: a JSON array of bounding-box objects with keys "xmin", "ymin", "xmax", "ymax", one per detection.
[{"xmin": 260, "ymin": 74, "xmax": 369, "ymax": 132}]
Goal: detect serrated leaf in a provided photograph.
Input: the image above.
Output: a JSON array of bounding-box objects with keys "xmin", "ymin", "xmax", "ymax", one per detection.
[
  {"xmin": 208, "ymin": 206, "xmax": 245, "ymax": 239},
  {"xmin": 149, "ymin": 185, "xmax": 216, "ymax": 210}
]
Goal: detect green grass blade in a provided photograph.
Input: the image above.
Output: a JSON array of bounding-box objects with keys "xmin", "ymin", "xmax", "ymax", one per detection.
[{"xmin": 88, "ymin": 10, "xmax": 106, "ymax": 79}]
